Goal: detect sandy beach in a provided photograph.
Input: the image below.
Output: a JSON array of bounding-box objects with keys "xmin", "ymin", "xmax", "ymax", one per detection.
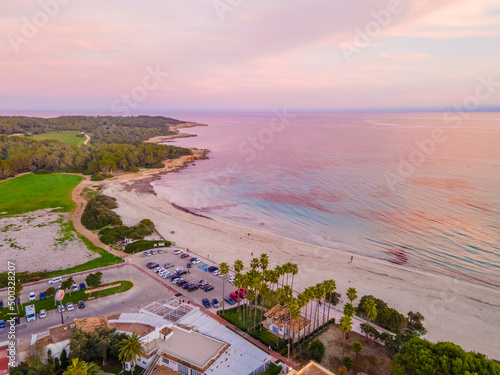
[{"xmin": 101, "ymin": 178, "xmax": 500, "ymax": 359}]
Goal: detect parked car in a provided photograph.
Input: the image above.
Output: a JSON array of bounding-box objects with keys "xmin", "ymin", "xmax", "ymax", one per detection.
[
  {"xmin": 57, "ymin": 305, "xmax": 65, "ymax": 313},
  {"xmin": 229, "ymin": 292, "xmax": 240, "ymax": 302},
  {"xmin": 39, "ymin": 292, "xmax": 46, "ymax": 300},
  {"xmin": 213, "ymin": 270, "xmax": 221, "ymax": 276},
  {"xmin": 212, "ymin": 298, "xmax": 220, "ymax": 308},
  {"xmin": 237, "ymin": 288, "xmax": 247, "ymax": 298},
  {"xmin": 0, "ymin": 320, "xmax": 4, "ymax": 328},
  {"xmin": 143, "ymin": 251, "xmax": 151, "ymax": 256},
  {"xmin": 202, "ymin": 298, "xmax": 211, "ymax": 308},
  {"xmin": 173, "ymin": 249, "xmax": 182, "ymax": 255},
  {"xmin": 197, "ymin": 279, "xmax": 209, "ymax": 287},
  {"xmin": 187, "ymin": 263, "xmax": 191, "ymax": 268},
  {"xmin": 66, "ymin": 303, "xmax": 74, "ymax": 311},
  {"xmin": 72, "ymin": 284, "xmax": 79, "ymax": 292},
  {"xmin": 180, "ymin": 253, "xmax": 189, "ymax": 259},
  {"xmin": 14, "ymin": 317, "xmax": 20, "ymax": 325},
  {"xmin": 162, "ymin": 272, "xmax": 172, "ymax": 279},
  {"xmin": 147, "ymin": 263, "xmax": 160, "ymax": 269},
  {"xmin": 29, "ymin": 292, "xmax": 36, "ymax": 301},
  {"xmin": 79, "ymin": 283, "xmax": 86, "ymax": 290},
  {"xmin": 157, "ymin": 249, "xmax": 163, "ymax": 254},
  {"xmin": 78, "ymin": 301, "xmax": 85, "ymax": 309},
  {"xmin": 204, "ymin": 285, "xmax": 215, "ymax": 292},
  {"xmin": 190, "ymin": 257, "xmax": 197, "ymax": 262},
  {"xmin": 156, "ymin": 267, "xmax": 165, "ymax": 273},
  {"xmin": 173, "ymin": 278, "xmax": 184, "ymax": 284},
  {"xmin": 39, "ymin": 309, "xmax": 47, "ymax": 319},
  {"xmin": 48, "ymin": 277, "xmax": 62, "ymax": 284},
  {"xmin": 0, "ymin": 300, "xmax": 3, "ymax": 309},
  {"xmin": 170, "ymin": 275, "xmax": 181, "ymax": 281},
  {"xmin": 228, "ymin": 276, "xmax": 235, "ymax": 284},
  {"xmin": 207, "ymin": 266, "xmax": 218, "ymax": 272},
  {"xmin": 224, "ymin": 297, "xmax": 236, "ymax": 305},
  {"xmin": 192, "ymin": 258, "xmax": 202, "ymax": 264},
  {"xmin": 164, "ymin": 263, "xmax": 174, "ymax": 268},
  {"xmin": 181, "ymin": 282, "xmax": 192, "ymax": 289},
  {"xmin": 187, "ymin": 285, "xmax": 199, "ymax": 292},
  {"xmin": 151, "ymin": 250, "xmax": 157, "ymax": 255}
]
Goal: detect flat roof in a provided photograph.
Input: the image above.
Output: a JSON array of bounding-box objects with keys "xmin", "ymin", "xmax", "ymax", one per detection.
[{"xmin": 159, "ymin": 326, "xmax": 226, "ymax": 369}]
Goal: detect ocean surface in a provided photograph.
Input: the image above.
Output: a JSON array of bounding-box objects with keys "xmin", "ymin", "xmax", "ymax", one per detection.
[{"xmin": 152, "ymin": 112, "xmax": 500, "ymax": 288}]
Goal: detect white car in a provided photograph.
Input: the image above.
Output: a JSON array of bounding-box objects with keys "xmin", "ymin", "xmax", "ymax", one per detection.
[
  {"xmin": 173, "ymin": 249, "xmax": 182, "ymax": 255},
  {"xmin": 156, "ymin": 267, "xmax": 165, "ymax": 273},
  {"xmin": 213, "ymin": 270, "xmax": 221, "ymax": 276},
  {"xmin": 29, "ymin": 292, "xmax": 36, "ymax": 301},
  {"xmin": 39, "ymin": 309, "xmax": 47, "ymax": 319},
  {"xmin": 151, "ymin": 250, "xmax": 157, "ymax": 255},
  {"xmin": 157, "ymin": 249, "xmax": 163, "ymax": 254},
  {"xmin": 72, "ymin": 284, "xmax": 79, "ymax": 292},
  {"xmin": 143, "ymin": 251, "xmax": 151, "ymax": 257},
  {"xmin": 66, "ymin": 303, "xmax": 74, "ymax": 311},
  {"xmin": 57, "ymin": 305, "xmax": 65, "ymax": 313},
  {"xmin": 192, "ymin": 258, "xmax": 202, "ymax": 264},
  {"xmin": 49, "ymin": 277, "xmax": 62, "ymax": 284},
  {"xmin": 228, "ymin": 276, "xmax": 235, "ymax": 284},
  {"xmin": 173, "ymin": 278, "xmax": 183, "ymax": 284},
  {"xmin": 162, "ymin": 272, "xmax": 172, "ymax": 278}
]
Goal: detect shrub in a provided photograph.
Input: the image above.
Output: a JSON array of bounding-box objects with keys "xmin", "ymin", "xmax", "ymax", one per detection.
[
  {"xmin": 81, "ymin": 195, "xmax": 121, "ymax": 230},
  {"xmin": 358, "ymin": 295, "xmax": 388, "ymax": 316},
  {"xmin": 376, "ymin": 307, "xmax": 406, "ymax": 333},
  {"xmin": 343, "ymin": 356, "xmax": 353, "ymax": 370},
  {"xmin": 309, "ymin": 339, "xmax": 325, "ymax": 362},
  {"xmin": 261, "ymin": 363, "xmax": 282, "ymax": 375},
  {"xmin": 125, "ymin": 240, "xmax": 171, "ymax": 254},
  {"xmin": 90, "ymin": 172, "xmax": 113, "ymax": 181}
]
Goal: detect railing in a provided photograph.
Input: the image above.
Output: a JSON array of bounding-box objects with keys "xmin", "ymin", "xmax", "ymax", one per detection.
[{"xmin": 142, "ymin": 351, "xmax": 161, "ymax": 375}]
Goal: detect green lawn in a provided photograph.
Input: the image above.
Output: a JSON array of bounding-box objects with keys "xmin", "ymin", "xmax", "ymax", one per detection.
[
  {"xmin": 26, "ymin": 131, "xmax": 87, "ymax": 146},
  {"xmin": 219, "ymin": 305, "xmax": 265, "ymax": 331},
  {"xmin": 0, "ymin": 174, "xmax": 83, "ymax": 215},
  {"xmin": 0, "ymin": 280, "xmax": 133, "ymax": 320}
]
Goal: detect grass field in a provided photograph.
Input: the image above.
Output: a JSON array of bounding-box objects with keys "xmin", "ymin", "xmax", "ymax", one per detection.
[
  {"xmin": 26, "ymin": 131, "xmax": 86, "ymax": 146},
  {"xmin": 0, "ymin": 281, "xmax": 133, "ymax": 321},
  {"xmin": 0, "ymin": 174, "xmax": 83, "ymax": 215}
]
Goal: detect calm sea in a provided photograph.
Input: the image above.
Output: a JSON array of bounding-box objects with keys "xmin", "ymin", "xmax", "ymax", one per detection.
[{"xmin": 153, "ymin": 112, "xmax": 500, "ymax": 288}]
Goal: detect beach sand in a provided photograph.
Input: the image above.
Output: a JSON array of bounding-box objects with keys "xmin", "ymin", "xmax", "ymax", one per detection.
[{"xmin": 101, "ymin": 179, "xmax": 500, "ymax": 359}]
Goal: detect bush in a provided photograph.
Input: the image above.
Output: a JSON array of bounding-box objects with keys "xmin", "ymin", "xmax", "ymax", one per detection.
[
  {"xmin": 81, "ymin": 195, "xmax": 121, "ymax": 230},
  {"xmin": 261, "ymin": 363, "xmax": 282, "ymax": 375},
  {"xmin": 124, "ymin": 240, "xmax": 171, "ymax": 254},
  {"xmin": 309, "ymin": 339, "xmax": 325, "ymax": 362},
  {"xmin": 358, "ymin": 295, "xmax": 388, "ymax": 316},
  {"xmin": 90, "ymin": 173, "xmax": 113, "ymax": 181},
  {"xmin": 343, "ymin": 356, "xmax": 353, "ymax": 370},
  {"xmin": 376, "ymin": 308, "xmax": 406, "ymax": 333}
]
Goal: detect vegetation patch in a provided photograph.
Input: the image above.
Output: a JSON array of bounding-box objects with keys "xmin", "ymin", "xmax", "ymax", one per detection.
[
  {"xmin": 99, "ymin": 219, "xmax": 155, "ymax": 245},
  {"xmin": 0, "ymin": 174, "xmax": 82, "ymax": 215},
  {"xmin": 81, "ymin": 195, "xmax": 122, "ymax": 230},
  {"xmin": 24, "ymin": 131, "xmax": 86, "ymax": 146}
]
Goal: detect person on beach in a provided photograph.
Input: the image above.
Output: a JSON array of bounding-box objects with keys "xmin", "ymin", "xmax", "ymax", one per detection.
[{"xmin": 350, "ymin": 256, "xmax": 353, "ymax": 263}]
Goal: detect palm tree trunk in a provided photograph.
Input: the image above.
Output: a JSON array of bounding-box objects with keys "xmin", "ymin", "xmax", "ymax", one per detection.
[
  {"xmin": 322, "ymin": 297, "xmax": 327, "ymax": 328},
  {"xmin": 253, "ymin": 291, "xmax": 258, "ymax": 331},
  {"xmin": 342, "ymin": 332, "xmax": 346, "ymax": 361}
]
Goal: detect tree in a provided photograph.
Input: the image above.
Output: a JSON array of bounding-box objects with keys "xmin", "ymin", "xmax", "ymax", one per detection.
[
  {"xmin": 309, "ymin": 339, "xmax": 325, "ymax": 362},
  {"xmin": 337, "ymin": 366, "xmax": 347, "ymax": 375},
  {"xmin": 289, "ymin": 263, "xmax": 298, "ymax": 291},
  {"xmin": 219, "ymin": 262, "xmax": 229, "ymax": 313},
  {"xmin": 85, "ymin": 272, "xmax": 103, "ymax": 289},
  {"xmin": 352, "ymin": 341, "xmax": 363, "ymax": 361},
  {"xmin": 14, "ymin": 281, "xmax": 23, "ymax": 314},
  {"xmin": 60, "ymin": 348, "xmax": 70, "ymax": 370},
  {"xmin": 346, "ymin": 287, "xmax": 357, "ymax": 304},
  {"xmin": 342, "ymin": 356, "xmax": 353, "ymax": 370},
  {"xmin": 363, "ymin": 298, "xmax": 377, "ymax": 339},
  {"xmin": 61, "ymin": 277, "xmax": 74, "ymax": 296},
  {"xmin": 340, "ymin": 315, "xmax": 353, "ymax": 361},
  {"xmin": 86, "ymin": 362, "xmax": 102, "ymax": 375},
  {"xmin": 407, "ymin": 311, "xmax": 426, "ymax": 333},
  {"xmin": 259, "ymin": 253, "xmax": 269, "ymax": 272},
  {"xmin": 377, "ymin": 307, "xmax": 406, "ymax": 333},
  {"xmin": 45, "ymin": 287, "xmax": 56, "ymax": 298},
  {"xmin": 314, "ymin": 283, "xmax": 325, "ymax": 330},
  {"xmin": 118, "ymin": 333, "xmax": 145, "ymax": 371},
  {"xmin": 323, "ymin": 279, "xmax": 336, "ymax": 323},
  {"xmin": 63, "ymin": 358, "xmax": 87, "ymax": 375},
  {"xmin": 343, "ymin": 303, "xmax": 355, "ymax": 318}
]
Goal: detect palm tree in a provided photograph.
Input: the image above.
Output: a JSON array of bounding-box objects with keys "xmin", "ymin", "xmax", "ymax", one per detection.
[
  {"xmin": 258, "ymin": 281, "xmax": 270, "ymax": 324},
  {"xmin": 250, "ymin": 257, "xmax": 260, "ymax": 270},
  {"xmin": 234, "ymin": 273, "xmax": 245, "ymax": 320},
  {"xmin": 343, "ymin": 303, "xmax": 355, "ymax": 318},
  {"xmin": 118, "ymin": 333, "xmax": 145, "ymax": 372},
  {"xmin": 314, "ymin": 283, "xmax": 325, "ymax": 331},
  {"xmin": 63, "ymin": 358, "xmax": 101, "ymax": 375},
  {"xmin": 220, "ymin": 262, "xmax": 230, "ymax": 313},
  {"xmin": 340, "ymin": 315, "xmax": 353, "ymax": 361},
  {"xmin": 86, "ymin": 362, "xmax": 103, "ymax": 375},
  {"xmin": 305, "ymin": 287, "xmax": 315, "ymax": 338},
  {"xmin": 283, "ymin": 262, "xmax": 291, "ymax": 286},
  {"xmin": 289, "ymin": 263, "xmax": 298, "ymax": 291},
  {"xmin": 234, "ymin": 259, "xmax": 244, "ymax": 274},
  {"xmin": 323, "ymin": 279, "xmax": 336, "ymax": 323},
  {"xmin": 287, "ymin": 296, "xmax": 300, "ymax": 359},
  {"xmin": 346, "ymin": 287, "xmax": 358, "ymax": 304},
  {"xmin": 259, "ymin": 253, "xmax": 269, "ymax": 273},
  {"xmin": 364, "ymin": 298, "xmax": 377, "ymax": 340},
  {"xmin": 352, "ymin": 341, "xmax": 363, "ymax": 362}
]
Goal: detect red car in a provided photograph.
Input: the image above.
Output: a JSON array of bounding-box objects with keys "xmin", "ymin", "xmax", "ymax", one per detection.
[
  {"xmin": 236, "ymin": 288, "xmax": 247, "ymax": 298},
  {"xmin": 229, "ymin": 292, "xmax": 240, "ymax": 302}
]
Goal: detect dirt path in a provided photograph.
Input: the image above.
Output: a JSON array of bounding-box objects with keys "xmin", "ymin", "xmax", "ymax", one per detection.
[
  {"xmin": 83, "ymin": 132, "xmax": 90, "ymax": 145},
  {"xmin": 69, "ymin": 176, "xmax": 126, "ymax": 258}
]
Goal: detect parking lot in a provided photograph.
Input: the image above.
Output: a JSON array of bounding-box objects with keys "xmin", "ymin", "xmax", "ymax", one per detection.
[{"xmin": 139, "ymin": 248, "xmax": 241, "ymax": 310}]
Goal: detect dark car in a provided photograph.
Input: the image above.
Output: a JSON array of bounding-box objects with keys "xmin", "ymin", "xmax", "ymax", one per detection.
[
  {"xmin": 178, "ymin": 280, "xmax": 188, "ymax": 287},
  {"xmin": 180, "ymin": 253, "xmax": 189, "ymax": 259},
  {"xmin": 202, "ymin": 298, "xmax": 211, "ymax": 308},
  {"xmin": 0, "ymin": 320, "xmax": 4, "ymax": 328},
  {"xmin": 0, "ymin": 300, "xmax": 3, "ymax": 309},
  {"xmin": 212, "ymin": 298, "xmax": 220, "ymax": 308},
  {"xmin": 79, "ymin": 283, "xmax": 86, "ymax": 290},
  {"xmin": 14, "ymin": 317, "xmax": 20, "ymax": 325},
  {"xmin": 147, "ymin": 263, "xmax": 160, "ymax": 269},
  {"xmin": 190, "ymin": 257, "xmax": 198, "ymax": 262},
  {"xmin": 170, "ymin": 275, "xmax": 181, "ymax": 281},
  {"xmin": 147, "ymin": 262, "xmax": 155, "ymax": 266},
  {"xmin": 176, "ymin": 270, "xmax": 187, "ymax": 276},
  {"xmin": 207, "ymin": 266, "xmax": 218, "ymax": 272},
  {"xmin": 181, "ymin": 282, "xmax": 192, "ymax": 289},
  {"xmin": 204, "ymin": 285, "xmax": 215, "ymax": 292},
  {"xmin": 187, "ymin": 285, "xmax": 199, "ymax": 292},
  {"xmin": 224, "ymin": 297, "xmax": 236, "ymax": 305},
  {"xmin": 187, "ymin": 263, "xmax": 191, "ymax": 268},
  {"xmin": 39, "ymin": 292, "xmax": 46, "ymax": 300},
  {"xmin": 78, "ymin": 301, "xmax": 85, "ymax": 309}
]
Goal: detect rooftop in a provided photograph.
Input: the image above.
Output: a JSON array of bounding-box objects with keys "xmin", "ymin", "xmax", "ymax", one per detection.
[
  {"xmin": 159, "ymin": 325, "xmax": 228, "ymax": 370},
  {"xmin": 288, "ymin": 361, "xmax": 337, "ymax": 375},
  {"xmin": 264, "ymin": 304, "xmax": 311, "ymax": 333}
]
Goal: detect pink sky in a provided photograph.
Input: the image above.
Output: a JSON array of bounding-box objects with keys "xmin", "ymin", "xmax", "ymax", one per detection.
[{"xmin": 1, "ymin": 0, "xmax": 500, "ymax": 111}]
